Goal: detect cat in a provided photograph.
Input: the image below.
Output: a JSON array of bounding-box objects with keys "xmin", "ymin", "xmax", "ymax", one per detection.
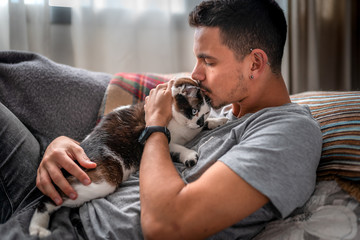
[{"xmin": 29, "ymin": 77, "xmax": 228, "ymax": 237}]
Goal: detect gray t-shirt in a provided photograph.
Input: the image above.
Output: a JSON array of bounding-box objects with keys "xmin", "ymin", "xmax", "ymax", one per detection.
[{"xmin": 80, "ymin": 103, "xmax": 323, "ymax": 240}]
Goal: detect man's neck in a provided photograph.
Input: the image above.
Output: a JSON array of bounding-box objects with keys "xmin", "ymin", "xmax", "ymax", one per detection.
[{"xmin": 232, "ymin": 77, "xmax": 291, "ymax": 118}]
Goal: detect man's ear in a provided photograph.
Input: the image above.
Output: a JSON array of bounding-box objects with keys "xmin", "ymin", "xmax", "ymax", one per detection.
[{"xmin": 249, "ymin": 49, "xmax": 270, "ymax": 79}]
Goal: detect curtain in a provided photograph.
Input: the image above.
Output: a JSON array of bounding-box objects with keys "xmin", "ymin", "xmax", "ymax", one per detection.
[
  {"xmin": 0, "ymin": 0, "xmax": 50, "ymax": 55},
  {"xmin": 0, "ymin": 0, "xmax": 202, "ymax": 74},
  {"xmin": 288, "ymin": 0, "xmax": 359, "ymax": 93},
  {"xmin": 0, "ymin": 0, "xmax": 289, "ymax": 77},
  {"xmin": 70, "ymin": 0, "xmax": 202, "ymax": 73},
  {"xmin": 1, "ymin": 0, "xmax": 358, "ymax": 92}
]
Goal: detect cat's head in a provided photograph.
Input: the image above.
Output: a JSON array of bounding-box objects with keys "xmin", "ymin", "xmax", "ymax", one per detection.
[{"xmin": 171, "ymin": 77, "xmax": 211, "ymax": 129}]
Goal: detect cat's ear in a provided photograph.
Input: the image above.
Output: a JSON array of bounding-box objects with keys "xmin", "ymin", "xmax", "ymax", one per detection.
[{"xmin": 182, "ymin": 85, "xmax": 199, "ymax": 98}]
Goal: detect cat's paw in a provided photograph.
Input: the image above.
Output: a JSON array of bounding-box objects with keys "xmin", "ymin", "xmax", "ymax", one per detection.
[
  {"xmin": 29, "ymin": 226, "xmax": 51, "ymax": 238},
  {"xmin": 183, "ymin": 151, "xmax": 198, "ymax": 168},
  {"xmin": 185, "ymin": 156, "xmax": 198, "ymax": 168},
  {"xmin": 170, "ymin": 144, "xmax": 199, "ymax": 168},
  {"xmin": 206, "ymin": 117, "xmax": 228, "ymax": 129}
]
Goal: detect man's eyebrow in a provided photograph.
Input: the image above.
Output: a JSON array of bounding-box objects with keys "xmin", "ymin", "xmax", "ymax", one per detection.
[{"xmin": 197, "ymin": 53, "xmax": 216, "ymax": 59}]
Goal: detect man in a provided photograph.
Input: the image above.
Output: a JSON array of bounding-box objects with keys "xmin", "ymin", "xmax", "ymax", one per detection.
[
  {"xmin": 1, "ymin": 0, "xmax": 322, "ymax": 239},
  {"xmin": 138, "ymin": 1, "xmax": 322, "ymax": 239}
]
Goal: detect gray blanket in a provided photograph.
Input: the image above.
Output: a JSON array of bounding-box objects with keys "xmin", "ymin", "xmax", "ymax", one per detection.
[
  {"xmin": 0, "ymin": 51, "xmax": 111, "ymax": 239},
  {"xmin": 0, "ymin": 51, "xmax": 111, "ymax": 154}
]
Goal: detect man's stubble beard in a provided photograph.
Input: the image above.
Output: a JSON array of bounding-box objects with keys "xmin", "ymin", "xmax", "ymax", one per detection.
[{"xmin": 204, "ymin": 73, "xmax": 247, "ymax": 110}]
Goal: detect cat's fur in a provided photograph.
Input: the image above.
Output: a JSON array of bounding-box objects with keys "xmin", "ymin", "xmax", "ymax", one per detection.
[{"xmin": 29, "ymin": 77, "xmax": 227, "ymax": 237}]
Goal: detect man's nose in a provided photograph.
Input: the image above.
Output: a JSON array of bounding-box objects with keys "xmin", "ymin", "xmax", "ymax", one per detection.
[{"xmin": 191, "ymin": 64, "xmax": 205, "ymax": 82}]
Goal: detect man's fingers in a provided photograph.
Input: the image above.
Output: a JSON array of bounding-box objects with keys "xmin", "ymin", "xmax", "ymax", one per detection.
[
  {"xmin": 155, "ymin": 82, "xmax": 168, "ymax": 89},
  {"xmin": 165, "ymin": 80, "xmax": 174, "ymax": 95},
  {"xmin": 77, "ymin": 152, "xmax": 97, "ymax": 170},
  {"xmin": 37, "ymin": 168, "xmax": 63, "ymax": 205},
  {"xmin": 67, "ymin": 146, "xmax": 95, "ymax": 185},
  {"xmin": 46, "ymin": 161, "xmax": 77, "ymax": 200},
  {"xmin": 167, "ymin": 79, "xmax": 175, "ymax": 88}
]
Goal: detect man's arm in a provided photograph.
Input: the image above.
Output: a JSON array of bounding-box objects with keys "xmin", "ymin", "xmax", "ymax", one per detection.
[
  {"xmin": 140, "ymin": 135, "xmax": 269, "ymax": 239},
  {"xmin": 140, "ymin": 82, "xmax": 269, "ymax": 240}
]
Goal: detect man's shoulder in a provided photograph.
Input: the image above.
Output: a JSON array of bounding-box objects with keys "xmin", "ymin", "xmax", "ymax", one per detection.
[
  {"xmin": 216, "ymin": 103, "xmax": 323, "ymax": 149},
  {"xmin": 252, "ymin": 103, "xmax": 318, "ymax": 125}
]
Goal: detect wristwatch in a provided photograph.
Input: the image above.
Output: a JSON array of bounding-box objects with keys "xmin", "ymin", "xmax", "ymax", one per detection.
[{"xmin": 138, "ymin": 126, "xmax": 171, "ymax": 145}]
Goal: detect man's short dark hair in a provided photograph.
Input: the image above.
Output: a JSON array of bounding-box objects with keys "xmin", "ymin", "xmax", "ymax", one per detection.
[{"xmin": 189, "ymin": 0, "xmax": 287, "ymax": 74}]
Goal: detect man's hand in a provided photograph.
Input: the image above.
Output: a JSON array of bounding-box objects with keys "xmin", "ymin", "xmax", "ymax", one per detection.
[
  {"xmin": 36, "ymin": 136, "xmax": 97, "ymax": 205},
  {"xmin": 144, "ymin": 80, "xmax": 174, "ymax": 127}
]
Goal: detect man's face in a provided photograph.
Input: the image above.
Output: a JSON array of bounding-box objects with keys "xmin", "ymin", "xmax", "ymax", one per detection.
[{"xmin": 191, "ymin": 27, "xmax": 250, "ymax": 109}]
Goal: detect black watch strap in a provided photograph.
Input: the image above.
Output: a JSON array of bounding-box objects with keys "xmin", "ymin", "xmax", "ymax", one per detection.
[{"xmin": 138, "ymin": 126, "xmax": 171, "ymax": 145}]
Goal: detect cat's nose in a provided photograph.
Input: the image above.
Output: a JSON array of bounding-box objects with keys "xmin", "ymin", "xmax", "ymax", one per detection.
[{"xmin": 196, "ymin": 115, "xmax": 205, "ymax": 127}]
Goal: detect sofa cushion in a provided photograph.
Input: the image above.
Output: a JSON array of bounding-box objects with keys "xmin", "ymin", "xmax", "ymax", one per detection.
[{"xmin": 291, "ymin": 91, "xmax": 360, "ymax": 180}]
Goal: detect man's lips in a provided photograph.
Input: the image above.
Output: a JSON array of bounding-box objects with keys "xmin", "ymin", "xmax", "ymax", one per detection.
[
  {"xmin": 199, "ymin": 84, "xmax": 211, "ymax": 94},
  {"xmin": 197, "ymin": 83, "xmax": 212, "ymax": 102},
  {"xmin": 200, "ymin": 88, "xmax": 208, "ymax": 94}
]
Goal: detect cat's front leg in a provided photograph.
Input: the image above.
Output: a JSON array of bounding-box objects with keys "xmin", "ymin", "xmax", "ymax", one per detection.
[
  {"xmin": 205, "ymin": 117, "xmax": 228, "ymax": 130},
  {"xmin": 29, "ymin": 201, "xmax": 60, "ymax": 238},
  {"xmin": 169, "ymin": 143, "xmax": 198, "ymax": 168}
]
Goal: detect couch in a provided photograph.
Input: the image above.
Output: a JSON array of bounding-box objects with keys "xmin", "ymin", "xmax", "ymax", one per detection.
[
  {"xmin": 1, "ymin": 51, "xmax": 359, "ymax": 239},
  {"xmin": 103, "ymin": 72, "xmax": 360, "ymax": 240}
]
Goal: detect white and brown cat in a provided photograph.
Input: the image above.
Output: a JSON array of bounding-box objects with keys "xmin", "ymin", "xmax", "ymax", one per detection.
[{"xmin": 29, "ymin": 77, "xmax": 227, "ymax": 237}]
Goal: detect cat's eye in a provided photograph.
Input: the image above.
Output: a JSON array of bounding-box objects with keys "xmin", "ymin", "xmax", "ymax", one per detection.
[{"xmin": 192, "ymin": 109, "xmax": 199, "ymax": 115}]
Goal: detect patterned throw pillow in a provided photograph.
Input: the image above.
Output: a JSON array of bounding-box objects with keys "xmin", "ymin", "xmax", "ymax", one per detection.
[{"xmin": 291, "ymin": 91, "xmax": 360, "ymax": 181}]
